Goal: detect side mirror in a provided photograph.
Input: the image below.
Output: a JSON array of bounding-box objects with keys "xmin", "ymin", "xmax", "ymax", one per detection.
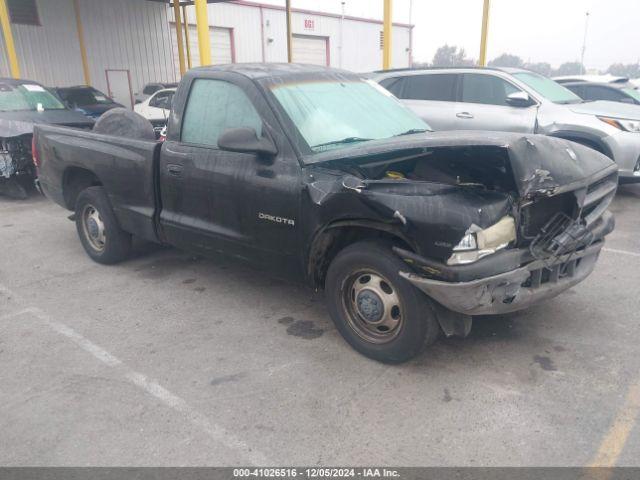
[
  {"xmin": 506, "ymin": 91, "xmax": 534, "ymax": 107},
  {"xmin": 218, "ymin": 127, "xmax": 277, "ymax": 159}
]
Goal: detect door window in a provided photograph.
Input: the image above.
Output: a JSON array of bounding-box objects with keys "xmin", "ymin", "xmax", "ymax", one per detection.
[
  {"xmin": 181, "ymin": 79, "xmax": 263, "ymax": 147},
  {"xmin": 461, "ymin": 74, "xmax": 521, "ymax": 106},
  {"xmin": 149, "ymin": 91, "xmax": 174, "ymax": 109},
  {"xmin": 565, "ymin": 84, "xmax": 586, "ymax": 99},
  {"xmin": 401, "ymin": 74, "xmax": 457, "ymax": 101},
  {"xmin": 583, "ymin": 85, "xmax": 627, "ymax": 102},
  {"xmin": 379, "ymin": 77, "xmax": 405, "ymax": 97},
  {"xmin": 143, "ymin": 84, "xmax": 160, "ymax": 95}
]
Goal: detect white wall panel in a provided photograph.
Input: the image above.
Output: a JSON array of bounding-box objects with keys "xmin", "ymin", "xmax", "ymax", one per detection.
[
  {"xmin": 0, "ymin": 0, "xmax": 177, "ymax": 98},
  {"xmin": 1, "ymin": 0, "xmax": 411, "ymax": 91},
  {"xmin": 79, "ymin": 0, "xmax": 177, "ymax": 98},
  {"xmin": 0, "ymin": 0, "xmax": 84, "ymax": 86},
  {"xmin": 170, "ymin": 23, "xmax": 232, "ymax": 69},
  {"xmin": 174, "ymin": 2, "xmax": 262, "ymax": 65},
  {"xmin": 174, "ymin": 2, "xmax": 411, "ymax": 72},
  {"xmin": 292, "ymin": 35, "xmax": 328, "ymax": 66}
]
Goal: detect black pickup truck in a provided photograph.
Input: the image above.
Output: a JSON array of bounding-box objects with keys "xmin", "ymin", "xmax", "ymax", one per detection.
[{"xmin": 34, "ymin": 64, "xmax": 617, "ymax": 363}]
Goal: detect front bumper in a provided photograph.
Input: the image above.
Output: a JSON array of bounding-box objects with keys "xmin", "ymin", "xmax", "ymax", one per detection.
[
  {"xmin": 398, "ymin": 211, "xmax": 614, "ymax": 316},
  {"xmin": 401, "ymin": 242, "xmax": 602, "ymax": 315}
]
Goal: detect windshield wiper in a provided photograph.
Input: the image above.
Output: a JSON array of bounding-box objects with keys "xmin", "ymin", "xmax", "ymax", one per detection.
[
  {"xmin": 395, "ymin": 128, "xmax": 429, "ymax": 137},
  {"xmin": 312, "ymin": 137, "xmax": 373, "ymax": 149}
]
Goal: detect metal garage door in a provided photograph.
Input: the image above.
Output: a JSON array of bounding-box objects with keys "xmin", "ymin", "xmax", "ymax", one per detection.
[
  {"xmin": 292, "ymin": 35, "xmax": 328, "ymax": 66},
  {"xmin": 171, "ymin": 24, "xmax": 233, "ymax": 71}
]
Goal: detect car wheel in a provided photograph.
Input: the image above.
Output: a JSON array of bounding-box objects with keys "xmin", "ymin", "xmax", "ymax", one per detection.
[
  {"xmin": 325, "ymin": 240, "xmax": 440, "ymax": 363},
  {"xmin": 75, "ymin": 186, "xmax": 131, "ymax": 264}
]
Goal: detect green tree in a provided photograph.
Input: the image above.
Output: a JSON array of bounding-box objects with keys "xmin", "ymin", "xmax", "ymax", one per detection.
[
  {"xmin": 607, "ymin": 63, "xmax": 640, "ymax": 78},
  {"xmin": 555, "ymin": 62, "xmax": 584, "ymax": 76},
  {"xmin": 524, "ymin": 62, "xmax": 553, "ymax": 77},
  {"xmin": 432, "ymin": 45, "xmax": 475, "ymax": 67},
  {"xmin": 488, "ymin": 53, "xmax": 524, "ymax": 68}
]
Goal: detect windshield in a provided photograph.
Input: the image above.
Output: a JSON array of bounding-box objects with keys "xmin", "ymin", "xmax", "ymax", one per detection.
[
  {"xmin": 270, "ymin": 79, "xmax": 430, "ymax": 154},
  {"xmin": 623, "ymin": 87, "xmax": 640, "ymax": 102},
  {"xmin": 61, "ymin": 88, "xmax": 113, "ymax": 106},
  {"xmin": 514, "ymin": 72, "xmax": 583, "ymax": 104},
  {"xmin": 0, "ymin": 82, "xmax": 67, "ymax": 112}
]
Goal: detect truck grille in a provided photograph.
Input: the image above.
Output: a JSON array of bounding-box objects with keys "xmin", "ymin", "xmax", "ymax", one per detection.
[
  {"xmin": 520, "ymin": 192, "xmax": 576, "ymax": 240},
  {"xmin": 582, "ymin": 172, "xmax": 617, "ymax": 226},
  {"xmin": 521, "ymin": 258, "xmax": 582, "ymax": 288},
  {"xmin": 519, "ymin": 170, "xmax": 617, "ymax": 242}
]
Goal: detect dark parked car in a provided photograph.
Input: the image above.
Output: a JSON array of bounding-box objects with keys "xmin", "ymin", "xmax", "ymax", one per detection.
[
  {"xmin": 52, "ymin": 86, "xmax": 124, "ymax": 119},
  {"xmin": 0, "ymin": 77, "xmax": 94, "ymax": 198},
  {"xmin": 560, "ymin": 80, "xmax": 640, "ymax": 105},
  {"xmin": 34, "ymin": 64, "xmax": 616, "ymax": 363}
]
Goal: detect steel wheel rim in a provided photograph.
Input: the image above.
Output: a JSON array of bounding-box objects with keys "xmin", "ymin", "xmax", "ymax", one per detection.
[
  {"xmin": 81, "ymin": 204, "xmax": 106, "ymax": 252},
  {"xmin": 342, "ymin": 270, "xmax": 404, "ymax": 344}
]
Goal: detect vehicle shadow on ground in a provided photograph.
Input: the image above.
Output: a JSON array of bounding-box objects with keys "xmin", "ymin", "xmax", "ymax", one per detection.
[{"xmin": 123, "ymin": 242, "xmax": 562, "ymax": 369}]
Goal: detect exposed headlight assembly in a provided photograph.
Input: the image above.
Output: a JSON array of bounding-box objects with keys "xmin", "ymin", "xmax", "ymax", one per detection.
[
  {"xmin": 448, "ymin": 216, "xmax": 517, "ymax": 265},
  {"xmin": 598, "ymin": 116, "xmax": 640, "ymax": 133}
]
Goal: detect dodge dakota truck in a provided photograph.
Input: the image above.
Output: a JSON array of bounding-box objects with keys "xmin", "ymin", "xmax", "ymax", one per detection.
[{"xmin": 34, "ymin": 64, "xmax": 617, "ymax": 363}]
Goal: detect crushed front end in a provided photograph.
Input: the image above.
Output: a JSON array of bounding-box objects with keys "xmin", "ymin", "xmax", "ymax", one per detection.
[
  {"xmin": 0, "ymin": 134, "xmax": 35, "ymax": 199},
  {"xmin": 305, "ymin": 132, "xmax": 617, "ymax": 327},
  {"xmin": 394, "ymin": 138, "xmax": 618, "ymax": 317}
]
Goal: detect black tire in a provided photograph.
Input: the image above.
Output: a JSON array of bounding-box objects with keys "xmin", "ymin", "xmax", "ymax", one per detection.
[
  {"xmin": 75, "ymin": 186, "xmax": 132, "ymax": 264},
  {"xmin": 325, "ymin": 240, "xmax": 440, "ymax": 363}
]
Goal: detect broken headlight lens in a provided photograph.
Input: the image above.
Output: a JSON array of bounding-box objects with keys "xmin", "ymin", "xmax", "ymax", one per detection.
[
  {"xmin": 448, "ymin": 216, "xmax": 517, "ymax": 266},
  {"xmin": 598, "ymin": 116, "xmax": 640, "ymax": 133},
  {"xmin": 452, "ymin": 233, "xmax": 477, "ymax": 252}
]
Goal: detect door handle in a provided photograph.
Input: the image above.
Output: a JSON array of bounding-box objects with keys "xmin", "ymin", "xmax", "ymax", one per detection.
[
  {"xmin": 166, "ymin": 164, "xmax": 184, "ymax": 176},
  {"xmin": 456, "ymin": 112, "xmax": 474, "ymax": 119}
]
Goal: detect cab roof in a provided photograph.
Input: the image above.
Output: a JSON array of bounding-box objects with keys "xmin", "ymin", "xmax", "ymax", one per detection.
[{"xmin": 189, "ymin": 63, "xmax": 354, "ymax": 80}]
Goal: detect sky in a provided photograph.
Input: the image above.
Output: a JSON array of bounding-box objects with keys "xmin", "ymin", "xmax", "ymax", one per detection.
[{"xmin": 257, "ymin": 0, "xmax": 640, "ymax": 70}]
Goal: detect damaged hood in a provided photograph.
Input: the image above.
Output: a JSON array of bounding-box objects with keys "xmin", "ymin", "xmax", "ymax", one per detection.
[
  {"xmin": 0, "ymin": 110, "xmax": 94, "ymax": 137},
  {"xmin": 307, "ymin": 130, "xmax": 615, "ymax": 197}
]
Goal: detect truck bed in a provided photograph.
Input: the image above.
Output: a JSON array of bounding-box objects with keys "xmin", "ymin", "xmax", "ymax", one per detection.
[{"xmin": 34, "ymin": 124, "xmax": 162, "ymax": 243}]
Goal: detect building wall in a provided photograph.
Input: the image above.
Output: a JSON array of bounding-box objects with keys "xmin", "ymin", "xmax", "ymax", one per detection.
[
  {"xmin": 173, "ymin": 1, "xmax": 412, "ymax": 73},
  {"xmin": 0, "ymin": 0, "xmax": 85, "ymax": 86},
  {"xmin": 0, "ymin": 0, "xmax": 176, "ymax": 97},
  {"xmin": 1, "ymin": 0, "xmax": 411, "ymax": 95},
  {"xmin": 78, "ymin": 0, "xmax": 177, "ymax": 96}
]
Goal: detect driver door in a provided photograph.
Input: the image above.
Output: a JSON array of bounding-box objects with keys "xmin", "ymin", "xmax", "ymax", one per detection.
[{"xmin": 159, "ymin": 76, "xmax": 301, "ymax": 272}]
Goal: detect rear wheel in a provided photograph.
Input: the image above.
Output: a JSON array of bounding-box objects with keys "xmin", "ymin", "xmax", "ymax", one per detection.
[
  {"xmin": 75, "ymin": 186, "xmax": 131, "ymax": 264},
  {"xmin": 325, "ymin": 240, "xmax": 440, "ymax": 363}
]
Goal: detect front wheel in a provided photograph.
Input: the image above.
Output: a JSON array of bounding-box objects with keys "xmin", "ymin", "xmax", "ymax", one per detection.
[
  {"xmin": 325, "ymin": 240, "xmax": 440, "ymax": 363},
  {"xmin": 75, "ymin": 186, "xmax": 132, "ymax": 264}
]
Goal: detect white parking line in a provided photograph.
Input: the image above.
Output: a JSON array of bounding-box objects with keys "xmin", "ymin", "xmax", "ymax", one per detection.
[
  {"xmin": 0, "ymin": 284, "xmax": 270, "ymax": 466},
  {"xmin": 603, "ymin": 248, "xmax": 640, "ymax": 258}
]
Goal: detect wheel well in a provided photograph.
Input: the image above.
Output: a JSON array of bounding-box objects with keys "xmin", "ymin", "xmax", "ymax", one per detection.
[
  {"xmin": 63, "ymin": 167, "xmax": 102, "ymax": 210},
  {"xmin": 307, "ymin": 224, "xmax": 414, "ymax": 290}
]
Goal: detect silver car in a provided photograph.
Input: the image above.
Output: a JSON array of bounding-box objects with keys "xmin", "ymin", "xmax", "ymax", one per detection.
[{"xmin": 371, "ymin": 67, "xmax": 640, "ymax": 182}]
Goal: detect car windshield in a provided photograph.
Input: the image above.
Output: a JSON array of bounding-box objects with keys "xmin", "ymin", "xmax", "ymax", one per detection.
[
  {"xmin": 622, "ymin": 87, "xmax": 640, "ymax": 102},
  {"xmin": 514, "ymin": 72, "xmax": 584, "ymax": 104},
  {"xmin": 62, "ymin": 88, "xmax": 113, "ymax": 106},
  {"xmin": 0, "ymin": 82, "xmax": 67, "ymax": 112},
  {"xmin": 270, "ymin": 79, "xmax": 430, "ymax": 154}
]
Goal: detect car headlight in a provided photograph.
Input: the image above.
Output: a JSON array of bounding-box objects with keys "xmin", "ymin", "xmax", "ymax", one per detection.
[
  {"xmin": 598, "ymin": 116, "xmax": 640, "ymax": 133},
  {"xmin": 448, "ymin": 216, "xmax": 517, "ymax": 265}
]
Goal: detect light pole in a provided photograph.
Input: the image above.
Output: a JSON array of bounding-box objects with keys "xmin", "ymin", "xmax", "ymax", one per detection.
[
  {"xmin": 408, "ymin": 0, "xmax": 413, "ymax": 67},
  {"xmin": 479, "ymin": 0, "xmax": 491, "ymax": 66},
  {"xmin": 339, "ymin": 1, "xmax": 345, "ymax": 68},
  {"xmin": 580, "ymin": 11, "xmax": 590, "ymax": 74}
]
